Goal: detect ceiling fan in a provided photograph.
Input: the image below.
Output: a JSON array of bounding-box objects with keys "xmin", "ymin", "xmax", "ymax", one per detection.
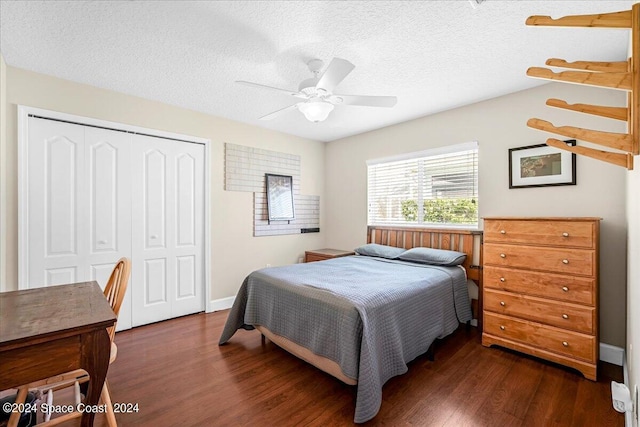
[{"xmin": 236, "ymin": 58, "xmax": 398, "ymax": 123}]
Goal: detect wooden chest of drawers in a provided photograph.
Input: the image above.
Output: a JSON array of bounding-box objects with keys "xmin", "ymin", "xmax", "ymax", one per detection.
[{"xmin": 482, "ymin": 217, "xmax": 600, "ymax": 380}]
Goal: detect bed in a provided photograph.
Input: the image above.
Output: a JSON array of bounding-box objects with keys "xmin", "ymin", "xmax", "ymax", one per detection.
[{"xmin": 219, "ymin": 226, "xmax": 482, "ymax": 423}]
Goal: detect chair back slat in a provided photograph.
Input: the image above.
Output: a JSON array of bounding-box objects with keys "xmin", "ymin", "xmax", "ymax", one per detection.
[{"xmin": 103, "ymin": 257, "xmax": 131, "ymax": 342}]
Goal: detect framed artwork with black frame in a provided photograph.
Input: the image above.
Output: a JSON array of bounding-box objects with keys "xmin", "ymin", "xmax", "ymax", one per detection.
[
  {"xmin": 509, "ymin": 140, "xmax": 576, "ymax": 189},
  {"xmin": 265, "ymin": 173, "xmax": 295, "ymax": 221}
]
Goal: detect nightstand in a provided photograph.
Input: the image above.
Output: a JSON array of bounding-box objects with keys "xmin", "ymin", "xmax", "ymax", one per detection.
[{"xmin": 304, "ymin": 248, "xmax": 355, "ymax": 263}]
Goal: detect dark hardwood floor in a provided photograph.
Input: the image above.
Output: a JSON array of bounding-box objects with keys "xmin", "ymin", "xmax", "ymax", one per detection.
[{"xmin": 63, "ymin": 311, "xmax": 622, "ymax": 426}]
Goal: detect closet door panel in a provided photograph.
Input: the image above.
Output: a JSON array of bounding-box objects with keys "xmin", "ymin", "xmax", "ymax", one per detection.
[
  {"xmin": 27, "ymin": 118, "xmax": 87, "ymax": 288},
  {"xmin": 144, "ymin": 149, "xmax": 167, "ymax": 249},
  {"xmin": 172, "ymin": 143, "xmax": 204, "ymax": 317},
  {"xmin": 85, "ymin": 127, "xmax": 132, "ymax": 330},
  {"xmin": 131, "ymin": 136, "xmax": 174, "ymax": 325},
  {"xmin": 176, "ymin": 255, "xmax": 196, "ymax": 299},
  {"xmin": 131, "ymin": 135, "xmax": 204, "ymax": 326},
  {"xmin": 46, "ymin": 267, "xmax": 78, "ymax": 287}
]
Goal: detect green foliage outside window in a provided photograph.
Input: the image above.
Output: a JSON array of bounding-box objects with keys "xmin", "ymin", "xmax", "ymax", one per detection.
[{"xmin": 400, "ymin": 199, "xmax": 477, "ymax": 224}]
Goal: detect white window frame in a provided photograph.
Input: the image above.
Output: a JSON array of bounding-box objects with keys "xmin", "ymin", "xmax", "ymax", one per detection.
[{"xmin": 366, "ymin": 141, "xmax": 479, "ymax": 229}]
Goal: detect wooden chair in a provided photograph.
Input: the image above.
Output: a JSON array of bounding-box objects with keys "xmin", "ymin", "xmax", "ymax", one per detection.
[
  {"xmin": 7, "ymin": 257, "xmax": 131, "ymax": 427},
  {"xmin": 100, "ymin": 257, "xmax": 131, "ymax": 427}
]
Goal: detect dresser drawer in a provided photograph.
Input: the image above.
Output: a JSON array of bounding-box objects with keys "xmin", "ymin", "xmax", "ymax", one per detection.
[
  {"xmin": 484, "ymin": 219, "xmax": 595, "ymax": 249},
  {"xmin": 484, "ymin": 243, "xmax": 595, "ymax": 276},
  {"xmin": 484, "ymin": 312, "xmax": 595, "ymax": 362},
  {"xmin": 484, "ymin": 266, "xmax": 595, "ymax": 305},
  {"xmin": 484, "ymin": 289, "xmax": 594, "ymax": 334}
]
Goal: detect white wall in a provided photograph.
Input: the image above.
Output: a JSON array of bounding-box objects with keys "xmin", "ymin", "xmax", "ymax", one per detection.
[
  {"xmin": 0, "ymin": 54, "xmax": 7, "ymax": 288},
  {"xmin": 627, "ymin": 165, "xmax": 639, "ymax": 426},
  {"xmin": 1, "ymin": 66, "xmax": 326, "ymax": 304},
  {"xmin": 1, "ymin": 63, "xmax": 633, "ymax": 354},
  {"xmin": 326, "ymin": 82, "xmax": 628, "ymax": 348}
]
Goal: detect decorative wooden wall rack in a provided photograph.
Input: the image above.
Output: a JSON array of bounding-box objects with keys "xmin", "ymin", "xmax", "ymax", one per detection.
[{"xmin": 525, "ymin": 4, "xmax": 640, "ymax": 170}]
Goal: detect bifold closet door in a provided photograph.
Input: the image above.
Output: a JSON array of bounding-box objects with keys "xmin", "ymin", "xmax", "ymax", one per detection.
[
  {"xmin": 130, "ymin": 134, "xmax": 205, "ymax": 326},
  {"xmin": 27, "ymin": 118, "xmax": 86, "ymax": 288},
  {"xmin": 84, "ymin": 127, "xmax": 133, "ymax": 330},
  {"xmin": 27, "ymin": 118, "xmax": 133, "ymax": 330},
  {"xmin": 26, "ymin": 115, "xmax": 205, "ymax": 330}
]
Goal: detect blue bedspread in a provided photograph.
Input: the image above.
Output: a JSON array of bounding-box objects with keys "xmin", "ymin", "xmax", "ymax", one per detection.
[{"xmin": 219, "ymin": 256, "xmax": 472, "ymax": 423}]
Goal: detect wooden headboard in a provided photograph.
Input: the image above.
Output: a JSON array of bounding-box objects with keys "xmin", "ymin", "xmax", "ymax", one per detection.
[{"xmin": 367, "ymin": 225, "xmax": 483, "ymax": 283}]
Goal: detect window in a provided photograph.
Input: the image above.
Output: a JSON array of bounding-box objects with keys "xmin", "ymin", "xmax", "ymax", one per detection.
[{"xmin": 367, "ymin": 142, "xmax": 478, "ymax": 227}]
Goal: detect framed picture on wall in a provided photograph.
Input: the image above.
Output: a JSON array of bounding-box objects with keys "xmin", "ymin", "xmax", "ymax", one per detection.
[
  {"xmin": 265, "ymin": 173, "xmax": 295, "ymax": 221},
  {"xmin": 509, "ymin": 140, "xmax": 576, "ymax": 189}
]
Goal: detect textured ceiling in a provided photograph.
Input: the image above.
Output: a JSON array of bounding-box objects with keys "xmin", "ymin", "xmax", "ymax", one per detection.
[{"xmin": 0, "ymin": 0, "xmax": 636, "ymax": 142}]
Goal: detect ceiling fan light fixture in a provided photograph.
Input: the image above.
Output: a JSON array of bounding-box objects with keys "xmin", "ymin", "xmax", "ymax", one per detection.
[
  {"xmin": 239, "ymin": 57, "xmax": 396, "ymax": 122},
  {"xmin": 298, "ymin": 101, "xmax": 334, "ymax": 122}
]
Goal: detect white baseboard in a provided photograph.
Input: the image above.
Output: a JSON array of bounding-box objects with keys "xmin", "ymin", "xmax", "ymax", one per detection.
[
  {"xmin": 600, "ymin": 342, "xmax": 624, "ymax": 366},
  {"xmin": 208, "ymin": 296, "xmax": 235, "ymax": 312}
]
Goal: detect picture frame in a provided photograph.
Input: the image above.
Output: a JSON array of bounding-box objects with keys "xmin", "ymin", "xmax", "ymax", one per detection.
[
  {"xmin": 265, "ymin": 173, "xmax": 295, "ymax": 221},
  {"xmin": 509, "ymin": 140, "xmax": 576, "ymax": 189}
]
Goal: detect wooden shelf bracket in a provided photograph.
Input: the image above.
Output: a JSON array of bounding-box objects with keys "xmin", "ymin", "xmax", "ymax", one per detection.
[{"xmin": 525, "ymin": 4, "xmax": 640, "ymax": 170}]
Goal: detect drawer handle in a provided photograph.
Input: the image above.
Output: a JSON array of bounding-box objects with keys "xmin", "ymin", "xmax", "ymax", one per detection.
[
  {"xmin": 562, "ymin": 314, "xmax": 569, "ymax": 319},
  {"xmin": 500, "ymin": 230, "xmax": 506, "ymax": 234},
  {"xmin": 500, "ymin": 301, "xmax": 506, "ymax": 306},
  {"xmin": 562, "ymin": 341, "xmax": 569, "ymax": 347},
  {"xmin": 562, "ymin": 232, "xmax": 569, "ymax": 237},
  {"xmin": 562, "ymin": 259, "xmax": 569, "ymax": 264},
  {"xmin": 562, "ymin": 286, "xmax": 569, "ymax": 292},
  {"xmin": 500, "ymin": 277, "xmax": 505, "ymax": 282},
  {"xmin": 500, "ymin": 253, "xmax": 506, "ymax": 258},
  {"xmin": 500, "ymin": 326, "xmax": 505, "ymax": 330}
]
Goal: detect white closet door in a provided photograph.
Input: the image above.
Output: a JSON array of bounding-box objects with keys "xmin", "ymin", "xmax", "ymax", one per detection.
[
  {"xmin": 172, "ymin": 141, "xmax": 205, "ymax": 318},
  {"xmin": 131, "ymin": 135, "xmax": 204, "ymax": 326},
  {"xmin": 27, "ymin": 120, "xmax": 133, "ymax": 329},
  {"xmin": 27, "ymin": 118, "xmax": 87, "ymax": 287},
  {"xmin": 24, "ymin": 113, "xmax": 206, "ymax": 330},
  {"xmin": 84, "ymin": 127, "xmax": 133, "ymax": 330}
]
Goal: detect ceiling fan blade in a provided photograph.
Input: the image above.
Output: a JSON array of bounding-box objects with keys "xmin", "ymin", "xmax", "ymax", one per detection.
[
  {"xmin": 337, "ymin": 95, "xmax": 397, "ymax": 108},
  {"xmin": 236, "ymin": 81, "xmax": 300, "ymax": 97},
  {"xmin": 259, "ymin": 103, "xmax": 300, "ymax": 120},
  {"xmin": 316, "ymin": 58, "xmax": 355, "ymax": 92}
]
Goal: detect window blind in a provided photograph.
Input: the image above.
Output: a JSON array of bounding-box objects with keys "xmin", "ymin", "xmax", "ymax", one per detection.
[{"xmin": 367, "ymin": 142, "xmax": 478, "ymax": 226}]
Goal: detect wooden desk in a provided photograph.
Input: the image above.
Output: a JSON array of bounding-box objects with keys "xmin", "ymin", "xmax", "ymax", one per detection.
[{"xmin": 0, "ymin": 281, "xmax": 116, "ymax": 427}]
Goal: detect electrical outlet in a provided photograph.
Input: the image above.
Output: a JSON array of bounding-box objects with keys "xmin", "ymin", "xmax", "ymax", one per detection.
[
  {"xmin": 266, "ymin": 263, "xmax": 271, "ymax": 268},
  {"xmin": 612, "ymin": 381, "xmax": 633, "ymax": 413}
]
